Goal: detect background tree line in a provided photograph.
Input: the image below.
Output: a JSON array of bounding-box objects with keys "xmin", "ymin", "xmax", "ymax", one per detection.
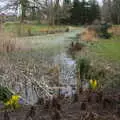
[
  {"xmin": 0, "ymin": 0, "xmax": 120, "ymax": 25},
  {"xmin": 102, "ymin": 0, "xmax": 120, "ymax": 24}
]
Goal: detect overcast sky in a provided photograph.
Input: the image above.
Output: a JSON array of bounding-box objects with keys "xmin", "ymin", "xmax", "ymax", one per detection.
[{"xmin": 96, "ymin": 0, "xmax": 103, "ymax": 5}]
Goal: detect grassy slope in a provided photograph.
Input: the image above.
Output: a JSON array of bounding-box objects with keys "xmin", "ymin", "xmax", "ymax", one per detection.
[{"xmin": 90, "ymin": 36, "xmax": 120, "ymax": 62}]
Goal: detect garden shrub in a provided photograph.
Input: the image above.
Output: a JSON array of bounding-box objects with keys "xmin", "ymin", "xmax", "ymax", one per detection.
[{"xmin": 100, "ymin": 22, "xmax": 112, "ymax": 39}]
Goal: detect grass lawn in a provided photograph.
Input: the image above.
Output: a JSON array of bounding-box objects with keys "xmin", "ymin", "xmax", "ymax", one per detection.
[
  {"xmin": 3, "ymin": 22, "xmax": 69, "ymax": 36},
  {"xmin": 90, "ymin": 36, "xmax": 120, "ymax": 62}
]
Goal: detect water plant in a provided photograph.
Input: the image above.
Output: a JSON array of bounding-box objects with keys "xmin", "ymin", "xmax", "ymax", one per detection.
[
  {"xmin": 76, "ymin": 57, "xmax": 91, "ymax": 80},
  {"xmin": 76, "ymin": 57, "xmax": 91, "ymax": 94}
]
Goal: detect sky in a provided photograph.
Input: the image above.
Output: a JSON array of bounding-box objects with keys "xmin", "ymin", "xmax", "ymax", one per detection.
[
  {"xmin": 96, "ymin": 0, "xmax": 103, "ymax": 5},
  {"xmin": 0, "ymin": 2, "xmax": 5, "ymax": 6},
  {"xmin": 82, "ymin": 0, "xmax": 103, "ymax": 5}
]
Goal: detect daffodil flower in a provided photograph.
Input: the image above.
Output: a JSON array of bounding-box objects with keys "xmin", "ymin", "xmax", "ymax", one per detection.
[
  {"xmin": 89, "ymin": 79, "xmax": 98, "ymax": 90},
  {"xmin": 4, "ymin": 95, "xmax": 23, "ymax": 109}
]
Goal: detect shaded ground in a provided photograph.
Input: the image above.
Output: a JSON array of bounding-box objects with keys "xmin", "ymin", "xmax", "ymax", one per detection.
[{"xmin": 0, "ymin": 91, "xmax": 120, "ymax": 120}]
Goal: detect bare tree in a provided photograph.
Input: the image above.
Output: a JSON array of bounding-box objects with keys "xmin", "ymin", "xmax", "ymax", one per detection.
[
  {"xmin": 0, "ymin": 0, "xmax": 71, "ymax": 24},
  {"xmin": 0, "ymin": 0, "xmax": 29, "ymax": 22},
  {"xmin": 101, "ymin": 0, "xmax": 112, "ymax": 22},
  {"xmin": 112, "ymin": 0, "xmax": 120, "ymax": 24},
  {"xmin": 102, "ymin": 0, "xmax": 120, "ymax": 24}
]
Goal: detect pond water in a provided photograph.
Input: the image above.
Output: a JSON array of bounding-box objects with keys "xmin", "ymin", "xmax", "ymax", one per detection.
[
  {"xmin": 20, "ymin": 52, "xmax": 77, "ymax": 105},
  {"xmin": 54, "ymin": 53, "xmax": 77, "ymax": 86},
  {"xmin": 0, "ymin": 29, "xmax": 84, "ymax": 105}
]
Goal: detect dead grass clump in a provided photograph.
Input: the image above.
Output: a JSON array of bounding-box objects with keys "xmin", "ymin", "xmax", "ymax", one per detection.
[
  {"xmin": 68, "ymin": 42, "xmax": 85, "ymax": 54},
  {"xmin": 108, "ymin": 26, "xmax": 120, "ymax": 36},
  {"xmin": 80, "ymin": 27, "xmax": 98, "ymax": 42},
  {"xmin": 40, "ymin": 28, "xmax": 48, "ymax": 34},
  {"xmin": 0, "ymin": 30, "xmax": 30, "ymax": 53},
  {"xmin": 0, "ymin": 31, "xmax": 16, "ymax": 53}
]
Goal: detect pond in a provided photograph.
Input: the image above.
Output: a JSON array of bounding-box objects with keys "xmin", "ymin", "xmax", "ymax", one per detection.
[
  {"xmin": 23, "ymin": 52, "xmax": 77, "ymax": 104},
  {"xmin": 0, "ymin": 28, "xmax": 83, "ymax": 105},
  {"xmin": 54, "ymin": 53, "xmax": 77, "ymax": 86}
]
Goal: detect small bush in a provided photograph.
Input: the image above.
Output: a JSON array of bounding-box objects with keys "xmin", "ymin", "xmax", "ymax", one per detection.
[
  {"xmin": 100, "ymin": 22, "xmax": 112, "ymax": 39},
  {"xmin": 27, "ymin": 28, "xmax": 32, "ymax": 36}
]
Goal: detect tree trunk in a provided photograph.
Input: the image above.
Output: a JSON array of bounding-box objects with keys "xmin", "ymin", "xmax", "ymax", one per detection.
[
  {"xmin": 20, "ymin": 9, "xmax": 25, "ymax": 23},
  {"xmin": 20, "ymin": 0, "xmax": 27, "ymax": 23},
  {"xmin": 117, "ymin": 16, "xmax": 120, "ymax": 24}
]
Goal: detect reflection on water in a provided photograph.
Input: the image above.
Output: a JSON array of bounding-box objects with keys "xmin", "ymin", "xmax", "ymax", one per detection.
[{"xmin": 54, "ymin": 53, "xmax": 77, "ymax": 86}]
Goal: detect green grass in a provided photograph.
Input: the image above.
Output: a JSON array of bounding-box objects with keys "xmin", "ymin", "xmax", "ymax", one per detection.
[
  {"xmin": 90, "ymin": 36, "xmax": 120, "ymax": 62},
  {"xmin": 3, "ymin": 22, "xmax": 68, "ymax": 36}
]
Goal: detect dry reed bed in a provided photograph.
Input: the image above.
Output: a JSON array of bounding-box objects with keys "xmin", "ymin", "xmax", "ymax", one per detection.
[
  {"xmin": 0, "ymin": 56, "xmax": 54, "ymax": 103},
  {"xmin": 0, "ymin": 30, "xmax": 31, "ymax": 53},
  {"xmin": 0, "ymin": 30, "xmax": 58, "ymax": 103},
  {"xmin": 0, "ymin": 52, "xmax": 59, "ymax": 104}
]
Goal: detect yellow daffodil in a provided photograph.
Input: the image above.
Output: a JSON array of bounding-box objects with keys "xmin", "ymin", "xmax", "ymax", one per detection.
[
  {"xmin": 90, "ymin": 79, "xmax": 93, "ymax": 85},
  {"xmin": 89, "ymin": 79, "xmax": 98, "ymax": 90},
  {"xmin": 12, "ymin": 95, "xmax": 21, "ymax": 101},
  {"xmin": 4, "ymin": 95, "xmax": 22, "ymax": 109}
]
